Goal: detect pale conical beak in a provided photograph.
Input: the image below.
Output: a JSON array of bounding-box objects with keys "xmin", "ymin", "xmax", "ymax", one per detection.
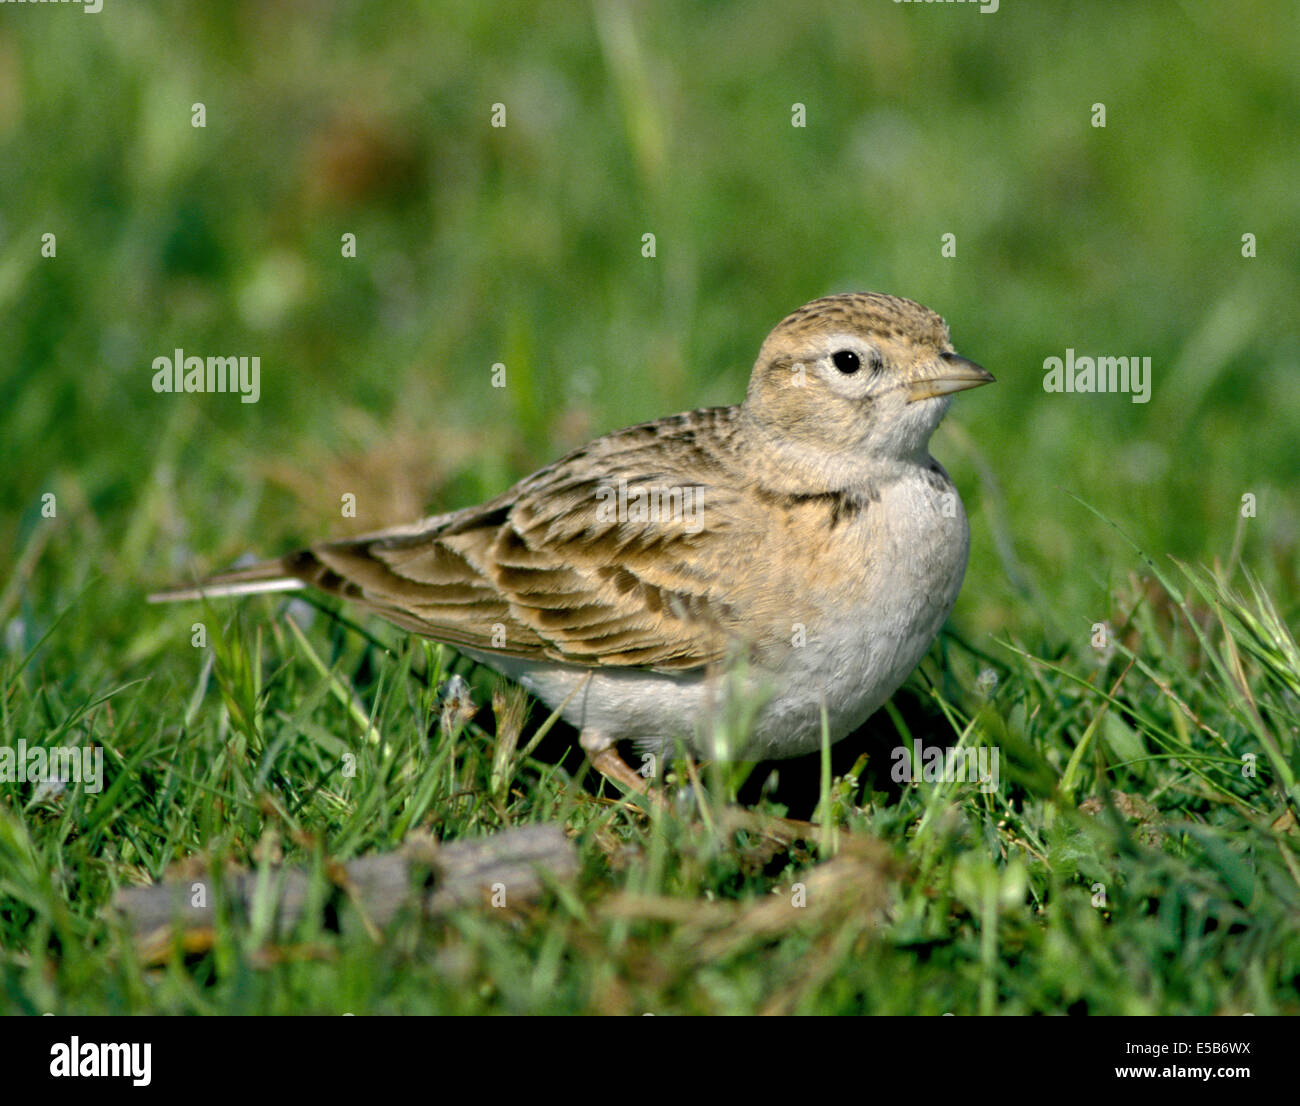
[{"xmin": 907, "ymin": 353, "xmax": 995, "ymax": 403}]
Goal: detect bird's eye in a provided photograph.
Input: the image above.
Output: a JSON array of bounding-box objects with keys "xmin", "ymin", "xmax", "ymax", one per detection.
[{"xmin": 831, "ymin": 350, "xmax": 860, "ymax": 374}]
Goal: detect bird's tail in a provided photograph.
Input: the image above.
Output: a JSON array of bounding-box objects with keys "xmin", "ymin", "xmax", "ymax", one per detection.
[{"xmin": 147, "ymin": 553, "xmax": 316, "ymax": 604}]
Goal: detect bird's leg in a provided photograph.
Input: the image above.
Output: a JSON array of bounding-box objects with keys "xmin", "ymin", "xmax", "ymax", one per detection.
[{"xmin": 580, "ymin": 731, "xmax": 651, "ymax": 795}]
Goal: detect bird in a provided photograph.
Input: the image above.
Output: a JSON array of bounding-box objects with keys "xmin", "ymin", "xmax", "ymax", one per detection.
[{"xmin": 151, "ymin": 292, "xmax": 993, "ymax": 795}]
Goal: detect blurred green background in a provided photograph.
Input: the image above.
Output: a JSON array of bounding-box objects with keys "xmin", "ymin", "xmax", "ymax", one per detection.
[{"xmin": 3, "ymin": 0, "xmax": 1299, "ymax": 656}]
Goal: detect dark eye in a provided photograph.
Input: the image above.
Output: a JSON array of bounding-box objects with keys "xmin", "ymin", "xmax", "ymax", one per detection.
[{"xmin": 831, "ymin": 350, "xmax": 860, "ymax": 374}]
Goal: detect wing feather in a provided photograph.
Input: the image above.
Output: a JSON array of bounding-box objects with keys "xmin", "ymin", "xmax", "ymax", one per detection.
[{"xmin": 296, "ymin": 407, "xmax": 752, "ymax": 671}]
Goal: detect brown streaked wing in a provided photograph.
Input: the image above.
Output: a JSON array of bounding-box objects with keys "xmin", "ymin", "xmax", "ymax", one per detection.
[{"xmin": 302, "ymin": 407, "xmax": 752, "ymax": 671}]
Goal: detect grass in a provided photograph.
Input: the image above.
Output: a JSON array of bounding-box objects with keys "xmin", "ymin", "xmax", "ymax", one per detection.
[
  {"xmin": 4, "ymin": 520, "xmax": 1298, "ymax": 1014},
  {"xmin": 2, "ymin": 1, "xmax": 1299, "ymax": 1014}
]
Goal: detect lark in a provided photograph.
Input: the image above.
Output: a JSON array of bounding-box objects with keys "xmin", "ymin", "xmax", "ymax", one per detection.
[{"xmin": 152, "ymin": 293, "xmax": 993, "ymax": 793}]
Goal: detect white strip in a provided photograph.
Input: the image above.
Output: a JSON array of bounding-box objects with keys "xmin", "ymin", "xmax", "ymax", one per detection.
[{"xmin": 147, "ymin": 578, "xmax": 306, "ymax": 603}]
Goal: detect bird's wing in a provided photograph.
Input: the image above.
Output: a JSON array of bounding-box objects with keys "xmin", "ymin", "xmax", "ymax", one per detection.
[{"xmin": 161, "ymin": 407, "xmax": 760, "ymax": 673}]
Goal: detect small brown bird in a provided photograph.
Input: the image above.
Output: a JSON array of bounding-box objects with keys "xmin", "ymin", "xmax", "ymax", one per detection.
[{"xmin": 152, "ymin": 293, "xmax": 993, "ymax": 793}]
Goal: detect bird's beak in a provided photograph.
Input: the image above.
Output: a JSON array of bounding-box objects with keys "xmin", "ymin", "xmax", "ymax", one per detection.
[{"xmin": 906, "ymin": 353, "xmax": 996, "ymax": 403}]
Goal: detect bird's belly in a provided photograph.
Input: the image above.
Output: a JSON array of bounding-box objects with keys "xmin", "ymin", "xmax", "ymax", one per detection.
[
  {"xmin": 462, "ymin": 649, "xmax": 712, "ymax": 763},
  {"xmin": 741, "ymin": 592, "xmax": 950, "ymax": 759}
]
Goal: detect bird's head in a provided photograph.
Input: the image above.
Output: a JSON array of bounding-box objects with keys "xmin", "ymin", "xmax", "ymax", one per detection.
[{"xmin": 743, "ymin": 292, "xmax": 993, "ymax": 466}]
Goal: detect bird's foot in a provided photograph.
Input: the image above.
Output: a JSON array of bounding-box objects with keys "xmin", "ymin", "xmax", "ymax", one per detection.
[{"xmin": 581, "ymin": 732, "xmax": 660, "ymax": 801}]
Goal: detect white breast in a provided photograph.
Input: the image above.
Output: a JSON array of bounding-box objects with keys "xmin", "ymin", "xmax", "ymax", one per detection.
[{"xmin": 740, "ymin": 466, "xmax": 969, "ymax": 758}]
